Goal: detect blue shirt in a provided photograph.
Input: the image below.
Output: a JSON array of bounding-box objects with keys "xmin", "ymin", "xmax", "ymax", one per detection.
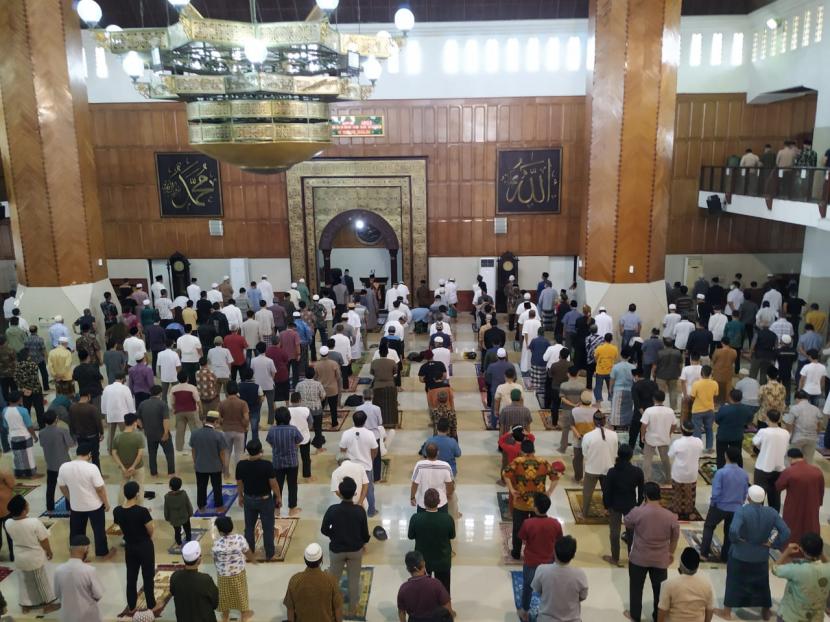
[
  {"xmin": 641, "ymin": 337, "xmax": 664, "ymax": 365},
  {"xmin": 265, "ymin": 424, "xmax": 303, "ymax": 469},
  {"xmin": 421, "ymin": 434, "xmax": 462, "ymax": 475},
  {"xmin": 529, "ymin": 337, "xmax": 550, "ymax": 367},
  {"xmin": 248, "ymin": 288, "xmax": 262, "ymax": 310},
  {"xmin": 48, "ymin": 323, "xmax": 71, "ymax": 348},
  {"xmin": 1, "ymin": 405, "xmax": 31, "ymax": 432},
  {"xmin": 729, "ymin": 503, "xmax": 790, "ymax": 563},
  {"xmin": 295, "ymin": 319, "xmax": 312, "ymax": 345},
  {"xmin": 710, "ymin": 463, "xmax": 749, "ymax": 512},
  {"xmin": 797, "ymin": 331, "xmax": 823, "ymax": 361},
  {"xmin": 411, "ymin": 307, "xmax": 430, "ymax": 323},
  {"xmin": 563, "ymin": 309, "xmax": 581, "ymax": 333},
  {"xmin": 610, "ymin": 361, "xmax": 635, "ymax": 392},
  {"xmin": 620, "ymin": 312, "xmax": 641, "ymax": 331}
]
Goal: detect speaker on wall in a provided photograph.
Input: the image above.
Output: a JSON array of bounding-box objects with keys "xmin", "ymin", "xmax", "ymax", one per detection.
[{"xmin": 706, "ymin": 195, "xmax": 723, "ymax": 214}]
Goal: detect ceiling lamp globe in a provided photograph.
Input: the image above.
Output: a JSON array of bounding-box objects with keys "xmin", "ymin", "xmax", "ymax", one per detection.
[
  {"xmin": 363, "ymin": 55, "xmax": 382, "ymax": 82},
  {"xmin": 76, "ymin": 0, "xmax": 103, "ymax": 26},
  {"xmin": 105, "ymin": 24, "xmax": 123, "ymax": 32},
  {"xmin": 315, "ymin": 0, "xmax": 340, "ymax": 11},
  {"xmin": 394, "ymin": 7, "xmax": 415, "ymax": 33},
  {"xmin": 244, "ymin": 39, "xmax": 268, "ymax": 65},
  {"xmin": 122, "ymin": 51, "xmax": 145, "ymax": 78},
  {"xmin": 766, "ymin": 17, "xmax": 780, "ymax": 29},
  {"xmin": 168, "ymin": 0, "xmax": 191, "ymax": 8}
]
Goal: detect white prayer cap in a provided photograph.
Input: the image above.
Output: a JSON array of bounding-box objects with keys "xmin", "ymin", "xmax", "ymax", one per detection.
[
  {"xmin": 299, "ymin": 278, "xmax": 305, "ymax": 283},
  {"xmin": 598, "ymin": 307, "xmax": 606, "ymax": 312},
  {"xmin": 341, "ymin": 312, "xmax": 349, "ymax": 319},
  {"xmin": 293, "ymin": 311, "xmax": 301, "ymax": 317},
  {"xmin": 211, "ymin": 283, "xmax": 218, "ymax": 288},
  {"xmin": 449, "ymin": 278, "xmax": 455, "ymax": 282},
  {"xmin": 508, "ymin": 275, "xmax": 515, "ymax": 281},
  {"xmin": 781, "ymin": 334, "xmax": 792, "ymax": 344},
  {"xmin": 54, "ymin": 315, "xmax": 63, "ymax": 322},
  {"xmin": 439, "ymin": 279, "xmax": 446, "ymax": 285},
  {"xmin": 181, "ymin": 541, "xmax": 201, "ymax": 563},
  {"xmin": 523, "ymin": 293, "xmax": 531, "ymax": 300},
  {"xmin": 58, "ymin": 336, "xmax": 69, "ymax": 343},
  {"xmin": 320, "ymin": 346, "xmax": 329, "ymax": 356},
  {"xmin": 668, "ymin": 304, "xmax": 677, "ymax": 310},
  {"xmin": 497, "ymin": 347, "xmax": 507, "ymax": 358},
  {"xmin": 304, "ymin": 543, "xmax": 323, "ymax": 563},
  {"xmin": 223, "ymin": 275, "xmax": 229, "ymax": 280},
  {"xmin": 747, "ymin": 485, "xmax": 766, "ymax": 503},
  {"xmin": 312, "ymin": 294, "xmax": 320, "ymax": 301},
  {"xmin": 143, "ymin": 300, "xmax": 151, "ymax": 306},
  {"xmin": 696, "ymin": 294, "xmax": 705, "ymax": 300},
  {"xmin": 136, "ymin": 283, "xmax": 143, "ymax": 288},
  {"xmin": 291, "ymin": 282, "xmax": 298, "ymax": 288},
  {"xmin": 261, "ymin": 275, "xmax": 268, "ymax": 279},
  {"xmin": 434, "ymin": 336, "xmax": 444, "ymax": 344},
  {"xmin": 739, "ymin": 367, "xmax": 750, "ymax": 376}
]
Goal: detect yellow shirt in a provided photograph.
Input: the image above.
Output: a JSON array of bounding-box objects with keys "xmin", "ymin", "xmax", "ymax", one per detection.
[
  {"xmin": 46, "ymin": 347, "xmax": 73, "ymax": 381},
  {"xmin": 691, "ymin": 378, "xmax": 719, "ymax": 413},
  {"xmin": 805, "ymin": 309, "xmax": 827, "ymax": 335},
  {"xmin": 594, "ymin": 343, "xmax": 619, "ymax": 376},
  {"xmin": 182, "ymin": 307, "xmax": 198, "ymax": 329}
]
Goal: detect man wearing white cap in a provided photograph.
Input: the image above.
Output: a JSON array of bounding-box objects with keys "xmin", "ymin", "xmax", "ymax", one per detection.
[
  {"xmin": 187, "ymin": 277, "xmax": 201, "ymax": 304},
  {"xmin": 761, "ymin": 284, "xmax": 783, "ymax": 316},
  {"xmin": 283, "ymin": 543, "xmax": 343, "ymax": 621},
  {"xmin": 218, "ymin": 276, "xmax": 233, "ymax": 304},
  {"xmin": 288, "ymin": 282, "xmax": 301, "ymax": 307},
  {"xmin": 715, "ymin": 484, "xmax": 789, "ymax": 621},
  {"xmin": 48, "ymin": 315, "xmax": 71, "ymax": 349},
  {"xmin": 205, "ymin": 283, "xmax": 222, "ymax": 305},
  {"xmin": 514, "ymin": 291, "xmax": 538, "ymax": 319},
  {"xmin": 129, "ymin": 283, "xmax": 149, "ymax": 308},
  {"xmin": 661, "ymin": 304, "xmax": 681, "ymax": 342},
  {"xmin": 431, "ymin": 336, "xmax": 452, "ymax": 373},
  {"xmin": 397, "ymin": 280, "xmax": 410, "ymax": 305},
  {"xmin": 170, "ymin": 541, "xmax": 219, "ymax": 621},
  {"xmin": 594, "ymin": 307, "xmax": 613, "ymax": 340},
  {"xmin": 520, "ymin": 309, "xmax": 542, "ymax": 373},
  {"xmin": 297, "ymin": 278, "xmax": 310, "ymax": 305},
  {"xmin": 444, "ymin": 277, "xmax": 458, "ymax": 315},
  {"xmin": 47, "ymin": 335, "xmax": 74, "ymax": 382},
  {"xmin": 504, "ymin": 276, "xmax": 521, "ymax": 332},
  {"xmin": 259, "ymin": 275, "xmax": 274, "ymax": 306}
]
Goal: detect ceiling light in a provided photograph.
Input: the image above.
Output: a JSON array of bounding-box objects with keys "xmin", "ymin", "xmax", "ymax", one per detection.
[
  {"xmin": 316, "ymin": 0, "xmax": 340, "ymax": 11},
  {"xmin": 105, "ymin": 24, "xmax": 123, "ymax": 33},
  {"xmin": 394, "ymin": 7, "xmax": 415, "ymax": 33},
  {"xmin": 376, "ymin": 30, "xmax": 391, "ymax": 41},
  {"xmin": 76, "ymin": 0, "xmax": 103, "ymax": 27},
  {"xmin": 363, "ymin": 55, "xmax": 382, "ymax": 84},
  {"xmin": 122, "ymin": 51, "xmax": 145, "ymax": 79},
  {"xmin": 766, "ymin": 17, "xmax": 781, "ymax": 30},
  {"xmin": 168, "ymin": 0, "xmax": 191, "ymax": 7},
  {"xmin": 244, "ymin": 39, "xmax": 268, "ymax": 65},
  {"xmin": 355, "ymin": 219, "xmax": 365, "ymax": 230}
]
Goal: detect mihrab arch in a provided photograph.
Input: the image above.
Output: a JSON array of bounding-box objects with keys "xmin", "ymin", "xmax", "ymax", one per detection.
[{"xmin": 318, "ymin": 209, "xmax": 400, "ymax": 284}]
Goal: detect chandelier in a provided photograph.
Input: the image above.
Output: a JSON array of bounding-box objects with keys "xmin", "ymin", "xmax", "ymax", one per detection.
[{"xmin": 90, "ymin": 0, "xmax": 413, "ymax": 173}]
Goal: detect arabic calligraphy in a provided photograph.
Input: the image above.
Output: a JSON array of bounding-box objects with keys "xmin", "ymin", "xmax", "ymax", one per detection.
[
  {"xmin": 157, "ymin": 153, "xmax": 222, "ymax": 218},
  {"xmin": 497, "ymin": 149, "xmax": 562, "ymax": 214}
]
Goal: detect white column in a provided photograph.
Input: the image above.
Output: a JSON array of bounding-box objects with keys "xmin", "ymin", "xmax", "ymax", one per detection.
[{"xmin": 798, "ymin": 227, "xmax": 830, "ymax": 313}]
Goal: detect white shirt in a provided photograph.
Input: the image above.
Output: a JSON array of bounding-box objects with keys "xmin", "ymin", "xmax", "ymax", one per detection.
[
  {"xmin": 288, "ymin": 406, "xmax": 311, "ymax": 445},
  {"xmin": 332, "ymin": 333, "xmax": 352, "ymax": 364},
  {"xmin": 331, "ymin": 460, "xmax": 369, "ymax": 510},
  {"xmin": 762, "ymin": 289, "xmax": 783, "ymax": 315},
  {"xmin": 752, "ymin": 426, "xmax": 790, "ymax": 472},
  {"xmin": 679, "ymin": 364, "xmax": 702, "ymax": 395},
  {"xmin": 373, "ymin": 349, "xmax": 400, "ymax": 364},
  {"xmin": 641, "ymin": 405, "xmax": 676, "ymax": 447},
  {"xmin": 176, "ymin": 333, "xmax": 202, "ymax": 363},
  {"xmin": 411, "ymin": 458, "xmax": 454, "ymax": 508},
  {"xmin": 735, "ymin": 377, "xmax": 760, "ymax": 406},
  {"xmin": 726, "ymin": 288, "xmax": 744, "ymax": 315},
  {"xmin": 255, "ymin": 308, "xmax": 275, "ymax": 336},
  {"xmin": 221, "ymin": 305, "xmax": 243, "ymax": 330},
  {"xmin": 339, "ymin": 427, "xmax": 376, "ymax": 470},
  {"xmin": 2, "ymin": 297, "xmax": 17, "ymax": 319},
  {"xmin": 662, "ymin": 312, "xmax": 681, "ymax": 339},
  {"xmin": 668, "ymin": 435, "xmax": 703, "ymax": 483},
  {"xmin": 155, "ymin": 297, "xmax": 174, "ymax": 320},
  {"xmin": 397, "ymin": 283, "xmax": 410, "ymax": 302},
  {"xmin": 151, "ymin": 281, "xmax": 165, "ymax": 301},
  {"xmin": 543, "ymin": 344, "xmax": 566, "ymax": 368},
  {"xmin": 173, "ymin": 295, "xmax": 189, "ymax": 309},
  {"xmin": 100, "ymin": 381, "xmax": 135, "ymax": 423},
  {"xmin": 594, "ymin": 312, "xmax": 614, "ymax": 338},
  {"xmin": 428, "ymin": 323, "xmax": 452, "ymax": 338},
  {"xmin": 4, "ymin": 406, "xmax": 30, "ymax": 438},
  {"xmin": 57, "ymin": 460, "xmax": 105, "ymax": 512},
  {"xmin": 708, "ymin": 313, "xmax": 728, "ymax": 341},
  {"xmin": 156, "ymin": 349, "xmax": 181, "ymax": 383},
  {"xmin": 385, "ymin": 287, "xmax": 401, "ymax": 311},
  {"xmin": 15, "ymin": 316, "xmax": 28, "ymax": 331},
  {"xmin": 431, "ymin": 347, "xmax": 452, "ymax": 371},
  {"xmin": 387, "ymin": 309, "xmax": 407, "ymax": 326},
  {"xmin": 515, "ymin": 302, "xmax": 538, "ymax": 317},
  {"xmin": 756, "ymin": 307, "xmax": 778, "ymax": 328},
  {"xmin": 288, "ymin": 288, "xmax": 300, "ymax": 306},
  {"xmin": 259, "ymin": 280, "xmax": 274, "ymax": 305},
  {"xmin": 673, "ymin": 321, "xmax": 695, "ymax": 350},
  {"xmin": 320, "ymin": 297, "xmax": 335, "ymax": 321},
  {"xmin": 383, "ymin": 323, "xmax": 406, "ymax": 340},
  {"xmin": 347, "ymin": 310, "xmax": 362, "ymax": 330},
  {"xmin": 187, "ymin": 283, "xmax": 202, "ymax": 303},
  {"xmin": 241, "ymin": 318, "xmax": 261, "ymax": 349},
  {"xmin": 444, "ymin": 281, "xmax": 458, "ymax": 304},
  {"xmin": 123, "ymin": 336, "xmax": 147, "ymax": 366},
  {"xmin": 522, "ymin": 318, "xmax": 542, "ymax": 345},
  {"xmin": 581, "ymin": 428, "xmax": 618, "ymax": 476},
  {"xmin": 4, "ymin": 517, "xmax": 48, "ymax": 571},
  {"xmin": 207, "ymin": 346, "xmax": 233, "ymax": 379},
  {"xmin": 800, "ymin": 362, "xmax": 828, "ymax": 395},
  {"xmin": 207, "ymin": 289, "xmax": 223, "ymax": 304}
]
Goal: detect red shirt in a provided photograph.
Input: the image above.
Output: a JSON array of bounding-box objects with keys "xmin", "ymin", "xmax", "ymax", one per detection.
[
  {"xmin": 279, "ymin": 329, "xmax": 300, "ymax": 361},
  {"xmin": 265, "ymin": 345, "xmax": 290, "ymax": 383},
  {"xmin": 498, "ymin": 431, "xmax": 536, "ymax": 465},
  {"xmin": 518, "ymin": 516, "xmax": 562, "ymax": 566},
  {"xmin": 223, "ymin": 333, "xmax": 248, "ymax": 366}
]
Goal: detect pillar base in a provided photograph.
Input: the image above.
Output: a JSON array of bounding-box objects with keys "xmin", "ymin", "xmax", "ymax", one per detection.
[
  {"xmin": 577, "ymin": 278, "xmax": 668, "ymax": 341},
  {"xmin": 15, "ymin": 279, "xmax": 117, "ymax": 332}
]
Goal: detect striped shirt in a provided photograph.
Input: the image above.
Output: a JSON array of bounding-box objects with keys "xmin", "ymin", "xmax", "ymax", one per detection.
[
  {"xmin": 265, "ymin": 424, "xmax": 303, "ymax": 469},
  {"xmin": 411, "ymin": 459, "xmax": 454, "ymax": 508}
]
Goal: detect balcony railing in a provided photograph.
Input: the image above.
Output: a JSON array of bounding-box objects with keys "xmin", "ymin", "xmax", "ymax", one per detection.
[{"xmin": 699, "ymin": 166, "xmax": 830, "ymax": 213}]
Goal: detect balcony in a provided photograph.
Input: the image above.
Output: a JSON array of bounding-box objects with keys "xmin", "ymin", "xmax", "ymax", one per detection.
[{"xmin": 698, "ymin": 166, "xmax": 830, "ymax": 230}]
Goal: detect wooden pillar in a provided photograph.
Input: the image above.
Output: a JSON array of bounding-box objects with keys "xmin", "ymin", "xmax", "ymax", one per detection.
[
  {"xmin": 389, "ymin": 249, "xmax": 399, "ymax": 284},
  {"xmin": 322, "ymin": 250, "xmax": 332, "ymax": 285},
  {"xmin": 579, "ymin": 0, "xmax": 680, "ymax": 329},
  {"xmin": 0, "ymin": 0, "xmax": 108, "ymax": 288}
]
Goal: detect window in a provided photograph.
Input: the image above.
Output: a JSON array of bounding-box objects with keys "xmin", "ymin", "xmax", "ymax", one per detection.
[
  {"xmin": 545, "ymin": 36, "xmax": 561, "ymax": 71},
  {"xmin": 565, "ymin": 36, "xmax": 581, "ymax": 71},
  {"xmin": 405, "ymin": 39, "xmax": 422, "ymax": 75},
  {"xmin": 442, "ymin": 39, "xmax": 460, "ymax": 74},
  {"xmin": 760, "ymin": 28, "xmax": 767, "ymax": 59},
  {"xmin": 730, "ymin": 32, "xmax": 744, "ymax": 65},
  {"xmin": 780, "ymin": 20, "xmax": 788, "ymax": 53},
  {"xmin": 586, "ymin": 35, "xmax": 595, "ymax": 70},
  {"xmin": 525, "ymin": 37, "xmax": 540, "ymax": 72},
  {"xmin": 505, "ymin": 38, "xmax": 520, "ymax": 72},
  {"xmin": 95, "ymin": 46, "xmax": 108, "ymax": 79},
  {"xmin": 752, "ymin": 31, "xmax": 758, "ymax": 61},
  {"xmin": 463, "ymin": 39, "xmax": 479, "ymax": 74},
  {"xmin": 710, "ymin": 32, "xmax": 723, "ymax": 65},
  {"xmin": 803, "ymin": 9, "xmax": 811, "ymax": 46},
  {"xmin": 769, "ymin": 26, "xmax": 777, "ymax": 55},
  {"xmin": 689, "ymin": 32, "xmax": 702, "ymax": 66},
  {"xmin": 484, "ymin": 38, "xmax": 499, "ymax": 74},
  {"xmin": 816, "ymin": 6, "xmax": 823, "ymax": 42},
  {"xmin": 387, "ymin": 42, "xmax": 400, "ymax": 74},
  {"xmin": 81, "ymin": 46, "xmax": 88, "ymax": 79},
  {"xmin": 791, "ymin": 15, "xmax": 800, "ymax": 50}
]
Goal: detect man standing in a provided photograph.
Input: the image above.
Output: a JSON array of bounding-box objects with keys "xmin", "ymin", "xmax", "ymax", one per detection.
[
  {"xmin": 284, "ymin": 543, "xmax": 343, "ymax": 621},
  {"xmin": 623, "ymin": 482, "xmax": 679, "ymax": 622},
  {"xmin": 581, "ymin": 412, "xmax": 618, "ymax": 517},
  {"xmin": 176, "ymin": 325, "xmax": 202, "ymax": 384},
  {"xmin": 235, "ymin": 439, "xmax": 281, "ymax": 561},
  {"xmin": 772, "ymin": 534, "xmax": 830, "ymax": 622},
  {"xmin": 250, "ymin": 342, "xmax": 277, "ymax": 426},
  {"xmin": 654, "ymin": 341, "xmax": 683, "ymax": 412},
  {"xmin": 138, "ymin": 385, "xmax": 175, "ymax": 478},
  {"xmin": 189, "ymin": 411, "xmax": 228, "ymax": 514},
  {"xmin": 170, "ymin": 541, "xmax": 219, "ymax": 622},
  {"xmin": 340, "ymin": 410, "xmax": 379, "ymax": 516},
  {"xmin": 639, "ymin": 390, "xmax": 675, "ymax": 484},
  {"xmin": 321, "ymin": 477, "xmax": 370, "ymax": 618},
  {"xmin": 531, "ymin": 536, "xmax": 589, "ymax": 622},
  {"xmin": 53, "ymin": 535, "xmax": 104, "ymax": 622},
  {"xmin": 39, "ymin": 411, "xmax": 76, "ymax": 512},
  {"xmin": 751, "ymin": 409, "xmax": 789, "ymax": 511},
  {"xmin": 699, "ymin": 446, "xmax": 748, "ymax": 562},
  {"xmin": 169, "ymin": 371, "xmax": 202, "ymax": 453},
  {"xmin": 516, "ymin": 493, "xmax": 563, "ymax": 620},
  {"xmin": 57, "ymin": 445, "xmax": 113, "ymax": 560},
  {"xmin": 111, "ymin": 413, "xmax": 146, "ymax": 504},
  {"xmin": 798, "ymin": 348, "xmax": 827, "ymax": 406},
  {"xmin": 46, "ymin": 336, "xmax": 72, "ymax": 383},
  {"xmin": 775, "ymin": 447, "xmax": 823, "ymax": 545},
  {"xmin": 100, "ymin": 372, "xmax": 135, "ymax": 455},
  {"xmin": 714, "ymin": 389, "xmax": 754, "ymax": 468},
  {"xmin": 315, "ymin": 346, "xmax": 342, "ymax": 429},
  {"xmin": 396, "ymin": 550, "xmax": 453, "ymax": 622},
  {"xmin": 408, "ymin": 487, "xmax": 456, "ymax": 596},
  {"xmin": 68, "ymin": 391, "xmax": 104, "ymax": 470},
  {"xmin": 668, "ymin": 421, "xmax": 704, "ymax": 520},
  {"xmin": 657, "ymin": 548, "xmax": 714, "ymax": 622}
]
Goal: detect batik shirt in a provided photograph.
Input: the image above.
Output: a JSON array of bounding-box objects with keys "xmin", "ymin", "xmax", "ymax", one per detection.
[
  {"xmin": 196, "ymin": 368, "xmax": 219, "ymax": 402},
  {"xmin": 212, "ymin": 533, "xmax": 249, "ymax": 577},
  {"xmin": 503, "ymin": 456, "xmax": 552, "ymax": 512}
]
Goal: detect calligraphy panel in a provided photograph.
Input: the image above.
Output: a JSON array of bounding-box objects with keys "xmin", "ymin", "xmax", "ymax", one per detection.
[
  {"xmin": 496, "ymin": 148, "xmax": 562, "ymax": 215},
  {"xmin": 156, "ymin": 152, "xmax": 223, "ymax": 217}
]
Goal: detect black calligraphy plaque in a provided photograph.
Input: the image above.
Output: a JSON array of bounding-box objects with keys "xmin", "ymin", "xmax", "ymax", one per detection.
[
  {"xmin": 156, "ymin": 152, "xmax": 223, "ymax": 218},
  {"xmin": 496, "ymin": 148, "xmax": 562, "ymax": 215}
]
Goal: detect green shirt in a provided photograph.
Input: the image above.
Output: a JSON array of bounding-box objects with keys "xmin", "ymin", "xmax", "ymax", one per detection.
[
  {"xmin": 723, "ymin": 320, "xmax": 744, "ymax": 349},
  {"xmin": 407, "ymin": 510, "xmax": 456, "ymax": 571},
  {"xmin": 772, "ymin": 560, "xmax": 830, "ymax": 622},
  {"xmin": 170, "ymin": 569, "xmax": 219, "ymax": 622},
  {"xmin": 112, "ymin": 430, "xmax": 144, "ymax": 469}
]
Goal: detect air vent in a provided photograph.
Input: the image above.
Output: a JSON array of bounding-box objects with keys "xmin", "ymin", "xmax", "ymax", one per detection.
[
  {"xmin": 208, "ymin": 220, "xmax": 224, "ymax": 236},
  {"xmin": 494, "ymin": 217, "xmax": 507, "ymax": 234}
]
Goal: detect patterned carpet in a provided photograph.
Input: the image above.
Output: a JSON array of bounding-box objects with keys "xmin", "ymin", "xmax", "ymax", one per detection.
[
  {"xmin": 497, "ymin": 492, "xmax": 511, "ymax": 522},
  {"xmin": 500, "ymin": 522, "xmax": 521, "ymax": 565},
  {"xmin": 682, "ymin": 528, "xmax": 723, "ymax": 562},
  {"xmin": 339, "ymin": 567, "xmax": 373, "ymax": 621},
  {"xmin": 116, "ymin": 564, "xmax": 183, "ymax": 619},
  {"xmin": 167, "ymin": 527, "xmax": 209, "ymax": 555},
  {"xmin": 254, "ymin": 516, "xmax": 299, "ymax": 561},
  {"xmin": 566, "ymin": 488, "xmax": 704, "ymax": 524},
  {"xmin": 510, "ymin": 569, "xmax": 540, "ymax": 621},
  {"xmin": 193, "ymin": 484, "xmax": 238, "ymax": 517},
  {"xmin": 12, "ymin": 484, "xmax": 38, "ymax": 497},
  {"xmin": 322, "ymin": 410, "xmax": 351, "ymax": 432},
  {"xmin": 698, "ymin": 458, "xmax": 718, "ymax": 485},
  {"xmin": 40, "ymin": 497, "xmax": 69, "ymax": 518},
  {"xmin": 0, "ymin": 566, "xmax": 12, "ymax": 583}
]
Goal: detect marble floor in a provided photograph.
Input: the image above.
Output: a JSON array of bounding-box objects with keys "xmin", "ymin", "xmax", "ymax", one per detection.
[{"xmin": 2, "ymin": 317, "xmax": 830, "ymax": 621}]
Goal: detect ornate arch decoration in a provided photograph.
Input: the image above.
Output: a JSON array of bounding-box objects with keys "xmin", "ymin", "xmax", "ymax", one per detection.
[{"xmin": 318, "ymin": 209, "xmax": 399, "ymax": 251}]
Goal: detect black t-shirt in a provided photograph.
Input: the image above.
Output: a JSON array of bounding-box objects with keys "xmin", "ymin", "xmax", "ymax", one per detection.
[
  {"xmin": 235, "ymin": 458, "xmax": 276, "ymax": 496},
  {"xmin": 113, "ymin": 505, "xmax": 152, "ymax": 546},
  {"xmin": 786, "ymin": 297, "xmax": 806, "ymax": 318},
  {"xmin": 72, "ymin": 363, "xmax": 103, "ymax": 397},
  {"xmin": 418, "ymin": 360, "xmax": 448, "ymax": 391},
  {"xmin": 483, "ymin": 327, "xmax": 506, "ymax": 349}
]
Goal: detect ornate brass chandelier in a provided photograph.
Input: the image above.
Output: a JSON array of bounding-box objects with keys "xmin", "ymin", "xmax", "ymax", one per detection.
[{"xmin": 91, "ymin": 0, "xmax": 413, "ymax": 173}]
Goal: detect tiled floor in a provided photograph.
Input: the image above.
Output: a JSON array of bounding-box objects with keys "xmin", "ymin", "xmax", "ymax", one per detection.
[{"xmin": 2, "ymin": 318, "xmax": 829, "ymax": 621}]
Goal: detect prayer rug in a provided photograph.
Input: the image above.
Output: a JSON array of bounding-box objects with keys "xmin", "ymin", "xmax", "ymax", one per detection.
[
  {"xmin": 254, "ymin": 516, "xmax": 298, "ymax": 561},
  {"xmin": 481, "ymin": 410, "xmax": 497, "ymax": 431},
  {"xmin": 193, "ymin": 485, "xmax": 238, "ymax": 518},
  {"xmin": 379, "ymin": 457, "xmax": 391, "ymax": 483},
  {"xmin": 535, "ymin": 391, "xmax": 547, "ymax": 408},
  {"xmin": 817, "ymin": 434, "xmax": 830, "ymax": 457},
  {"xmin": 107, "ymin": 523, "xmax": 122, "ymax": 536},
  {"xmin": 357, "ymin": 377, "xmax": 372, "ymax": 385},
  {"xmin": 510, "ymin": 570, "xmax": 540, "ymax": 622},
  {"xmin": 321, "ymin": 410, "xmax": 350, "ymax": 432},
  {"xmin": 566, "ymin": 487, "xmax": 704, "ymax": 525},
  {"xmin": 742, "ymin": 432, "xmax": 756, "ymax": 455},
  {"xmin": 346, "ymin": 374, "xmax": 360, "ymax": 393},
  {"xmin": 167, "ymin": 528, "xmax": 208, "ymax": 555},
  {"xmin": 682, "ymin": 528, "xmax": 723, "ymax": 562},
  {"xmin": 698, "ymin": 458, "xmax": 718, "ymax": 484},
  {"xmin": 339, "ymin": 567, "xmax": 373, "ymax": 621},
  {"xmin": 500, "ymin": 522, "xmax": 522, "ymax": 565},
  {"xmin": 537, "ymin": 410, "xmax": 558, "ymax": 431},
  {"xmin": 0, "ymin": 567, "xmax": 11, "ymax": 583},
  {"xmin": 400, "ymin": 360, "xmax": 411, "ymax": 377},
  {"xmin": 40, "ymin": 497, "xmax": 69, "ymax": 518},
  {"xmin": 12, "ymin": 484, "xmax": 38, "ymax": 497},
  {"xmin": 497, "ymin": 492, "xmax": 511, "ymax": 522},
  {"xmin": 523, "ymin": 376, "xmax": 534, "ymax": 390},
  {"xmin": 632, "ymin": 460, "xmax": 669, "ymax": 484},
  {"xmin": 116, "ymin": 564, "xmax": 183, "ymax": 620}
]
